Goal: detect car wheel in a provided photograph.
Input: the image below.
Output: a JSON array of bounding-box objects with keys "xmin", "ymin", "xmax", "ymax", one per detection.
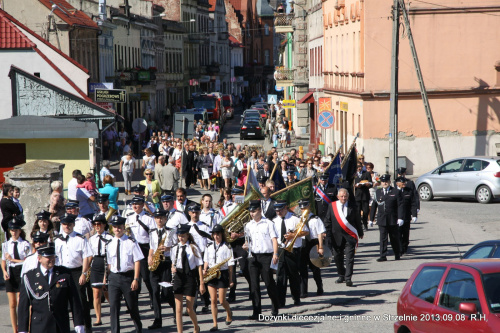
[
  {"xmin": 476, "ymin": 185, "xmax": 492, "ymax": 204},
  {"xmin": 240, "ymin": 135, "xmax": 244, "ymax": 140},
  {"xmin": 418, "ymin": 184, "xmax": 433, "ymax": 201}
]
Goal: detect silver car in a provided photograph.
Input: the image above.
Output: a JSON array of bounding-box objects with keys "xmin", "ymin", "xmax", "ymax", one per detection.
[{"xmin": 416, "ymin": 156, "xmax": 500, "ymax": 204}]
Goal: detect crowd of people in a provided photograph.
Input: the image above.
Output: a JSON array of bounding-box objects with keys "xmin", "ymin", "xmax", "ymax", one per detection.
[{"xmin": 0, "ymin": 103, "xmax": 420, "ymax": 333}]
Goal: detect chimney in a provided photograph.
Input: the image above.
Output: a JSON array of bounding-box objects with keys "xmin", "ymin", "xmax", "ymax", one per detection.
[{"xmin": 99, "ymin": 0, "xmax": 106, "ymax": 20}]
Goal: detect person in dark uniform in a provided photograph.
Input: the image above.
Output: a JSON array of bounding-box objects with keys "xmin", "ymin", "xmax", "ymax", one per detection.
[
  {"xmin": 125, "ymin": 196, "xmax": 156, "ymax": 308},
  {"xmin": 369, "ymin": 174, "xmax": 404, "ymax": 262},
  {"xmin": 147, "ymin": 210, "xmax": 173, "ymax": 329},
  {"xmin": 260, "ymin": 186, "xmax": 276, "ymax": 220},
  {"xmin": 396, "ymin": 167, "xmax": 420, "ymax": 211},
  {"xmin": 314, "ymin": 173, "xmax": 337, "ymax": 222},
  {"xmin": 171, "ymin": 224, "xmax": 205, "ymax": 333},
  {"xmin": 2, "ymin": 217, "xmax": 31, "ymax": 333},
  {"xmin": 354, "ymin": 163, "xmax": 372, "ymax": 231},
  {"xmin": 54, "ymin": 215, "xmax": 92, "ymax": 333},
  {"xmin": 18, "ymin": 243, "xmax": 85, "ymax": 333},
  {"xmin": 244, "ymin": 200, "xmax": 280, "ymax": 320},
  {"xmin": 21, "ymin": 231, "xmax": 50, "ymax": 277},
  {"xmin": 298, "ymin": 199, "xmax": 326, "ymax": 297},
  {"xmin": 227, "ymin": 187, "xmax": 251, "ymax": 303},
  {"xmin": 395, "ymin": 177, "xmax": 418, "ymax": 255},
  {"xmin": 105, "ymin": 216, "xmax": 144, "ymax": 333},
  {"xmin": 285, "ymin": 170, "xmax": 297, "ymax": 186},
  {"xmin": 272, "ymin": 200, "xmax": 308, "ymax": 307},
  {"xmin": 88, "ymin": 214, "xmax": 113, "ymax": 326},
  {"xmin": 325, "ymin": 188, "xmax": 364, "ymax": 286},
  {"xmin": 203, "ymin": 224, "xmax": 234, "ymax": 331},
  {"xmin": 257, "ymin": 176, "xmax": 268, "ymax": 191}
]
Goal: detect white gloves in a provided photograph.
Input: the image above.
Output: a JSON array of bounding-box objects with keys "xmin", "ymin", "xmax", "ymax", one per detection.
[
  {"xmin": 397, "ymin": 219, "xmax": 404, "ymax": 227},
  {"xmin": 368, "ymin": 221, "xmax": 374, "ymax": 227},
  {"xmin": 411, "ymin": 217, "xmax": 417, "ymax": 223}
]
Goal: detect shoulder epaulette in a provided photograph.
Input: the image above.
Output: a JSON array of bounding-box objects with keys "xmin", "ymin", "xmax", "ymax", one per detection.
[
  {"xmin": 127, "ymin": 237, "xmax": 137, "ymax": 243},
  {"xmin": 150, "ymin": 228, "xmax": 158, "ymax": 233},
  {"xmin": 126, "ymin": 212, "xmax": 134, "ymax": 216},
  {"xmin": 55, "ymin": 234, "xmax": 63, "ymax": 240},
  {"xmin": 75, "ymin": 233, "xmax": 85, "ymax": 239},
  {"xmin": 26, "ymin": 252, "xmax": 35, "ymax": 258},
  {"xmin": 144, "ymin": 212, "xmax": 152, "ymax": 217}
]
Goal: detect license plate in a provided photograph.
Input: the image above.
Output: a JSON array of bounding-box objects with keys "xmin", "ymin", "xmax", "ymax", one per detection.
[{"xmin": 247, "ymin": 133, "xmax": 255, "ymax": 135}]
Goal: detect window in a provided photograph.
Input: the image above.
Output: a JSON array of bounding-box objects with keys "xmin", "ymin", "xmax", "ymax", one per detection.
[
  {"xmin": 264, "ymin": 49, "xmax": 270, "ymax": 66},
  {"xmin": 439, "ymin": 269, "xmax": 480, "ymax": 312},
  {"xmin": 437, "ymin": 160, "xmax": 464, "ymax": 174},
  {"xmin": 463, "ymin": 159, "xmax": 489, "ymax": 172},
  {"xmin": 265, "ymin": 24, "xmax": 269, "ymax": 36},
  {"xmin": 465, "ymin": 245, "xmax": 495, "ymax": 259},
  {"xmin": 410, "ymin": 266, "xmax": 446, "ymax": 304}
]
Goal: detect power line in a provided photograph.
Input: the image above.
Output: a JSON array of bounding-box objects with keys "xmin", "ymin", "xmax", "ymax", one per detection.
[{"xmin": 411, "ymin": 0, "xmax": 500, "ymax": 17}]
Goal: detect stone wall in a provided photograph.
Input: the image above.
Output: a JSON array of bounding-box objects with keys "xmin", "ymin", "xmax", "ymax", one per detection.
[{"xmin": 3, "ymin": 161, "xmax": 64, "ymax": 240}]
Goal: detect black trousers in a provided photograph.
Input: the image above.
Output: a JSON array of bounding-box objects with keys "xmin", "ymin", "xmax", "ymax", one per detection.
[
  {"xmin": 299, "ymin": 239, "xmax": 323, "ymax": 294},
  {"xmin": 109, "ymin": 272, "xmax": 142, "ymax": 333},
  {"xmin": 331, "ymin": 236, "xmax": 356, "ymax": 280},
  {"xmin": 229, "ymin": 240, "xmax": 251, "ymax": 299},
  {"xmin": 379, "ymin": 225, "xmax": 401, "ymax": 258},
  {"xmin": 185, "ymin": 169, "xmax": 195, "ymax": 187},
  {"xmin": 138, "ymin": 243, "xmax": 154, "ymax": 303},
  {"xmin": 248, "ymin": 253, "xmax": 280, "ymax": 316},
  {"xmin": 276, "ymin": 248, "xmax": 301, "ymax": 306},
  {"xmin": 356, "ymin": 199, "xmax": 369, "ymax": 227},
  {"xmin": 399, "ymin": 219, "xmax": 411, "ymax": 253},
  {"xmin": 150, "ymin": 258, "xmax": 175, "ymax": 322},
  {"xmin": 69, "ymin": 267, "xmax": 92, "ymax": 331}
]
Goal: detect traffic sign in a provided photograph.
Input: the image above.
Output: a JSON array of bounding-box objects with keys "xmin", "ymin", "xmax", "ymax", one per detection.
[
  {"xmin": 318, "ymin": 111, "xmax": 335, "ymax": 129},
  {"xmin": 95, "ymin": 89, "xmax": 127, "ymax": 103},
  {"xmin": 275, "ymin": 86, "xmax": 284, "ymax": 91},
  {"xmin": 267, "ymin": 94, "xmax": 278, "ymax": 104},
  {"xmin": 282, "ymin": 100, "xmax": 296, "ymax": 108}
]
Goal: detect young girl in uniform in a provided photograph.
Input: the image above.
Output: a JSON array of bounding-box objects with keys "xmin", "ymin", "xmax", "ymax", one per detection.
[
  {"xmin": 1, "ymin": 217, "xmax": 31, "ymax": 333},
  {"xmin": 171, "ymin": 224, "xmax": 205, "ymax": 333},
  {"xmin": 203, "ymin": 224, "xmax": 234, "ymax": 331}
]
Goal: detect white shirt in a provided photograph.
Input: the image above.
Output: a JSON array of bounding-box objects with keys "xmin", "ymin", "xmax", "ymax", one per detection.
[
  {"xmin": 171, "ymin": 241, "xmax": 203, "ymax": 271},
  {"xmin": 107, "ymin": 235, "xmax": 144, "ymax": 273},
  {"xmin": 200, "ymin": 209, "xmax": 222, "ymax": 228},
  {"xmin": 68, "ymin": 178, "xmax": 78, "ymax": 200},
  {"xmin": 39, "ymin": 265, "xmax": 53, "ymax": 284},
  {"xmin": 89, "ymin": 232, "xmax": 113, "ymax": 257},
  {"xmin": 206, "ymin": 130, "xmax": 217, "ymax": 141},
  {"xmin": 166, "ymin": 209, "xmax": 189, "ymax": 229},
  {"xmin": 203, "ymin": 242, "xmax": 234, "ymax": 270},
  {"xmin": 21, "ymin": 251, "xmax": 38, "ymax": 276},
  {"xmin": 74, "ymin": 217, "xmax": 93, "ymax": 236},
  {"xmin": 149, "ymin": 227, "xmax": 172, "ymax": 257},
  {"xmin": 273, "ymin": 212, "xmax": 309, "ymax": 248},
  {"xmin": 189, "ymin": 221, "xmax": 212, "ymax": 253},
  {"xmin": 220, "ymin": 201, "xmax": 237, "ymax": 217},
  {"xmin": 174, "ymin": 200, "xmax": 188, "ymax": 212},
  {"xmin": 213, "ymin": 155, "xmax": 223, "ymax": 173},
  {"xmin": 55, "ymin": 231, "xmax": 92, "ymax": 269},
  {"xmin": 244, "ymin": 217, "xmax": 278, "ymax": 254},
  {"xmin": 126, "ymin": 210, "xmax": 156, "ymax": 244},
  {"xmin": 2, "ymin": 238, "xmax": 31, "ymax": 267},
  {"xmin": 172, "ymin": 148, "xmax": 182, "ymax": 161},
  {"xmin": 306, "ymin": 213, "xmax": 326, "ymax": 241}
]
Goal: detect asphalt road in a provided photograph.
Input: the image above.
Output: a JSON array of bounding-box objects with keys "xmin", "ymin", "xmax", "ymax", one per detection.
[{"xmin": 1, "ymin": 109, "xmax": 499, "ymax": 332}]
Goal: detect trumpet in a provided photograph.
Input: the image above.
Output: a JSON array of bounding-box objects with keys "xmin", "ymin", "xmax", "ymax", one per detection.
[
  {"xmin": 280, "ymin": 208, "xmax": 310, "ymax": 258},
  {"xmin": 245, "ymin": 232, "xmax": 253, "ymax": 258}
]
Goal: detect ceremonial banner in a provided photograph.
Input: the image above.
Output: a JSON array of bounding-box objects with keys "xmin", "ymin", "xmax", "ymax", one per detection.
[
  {"xmin": 271, "ymin": 177, "xmax": 315, "ymax": 214},
  {"xmin": 328, "ymin": 153, "xmax": 343, "ymax": 186}
]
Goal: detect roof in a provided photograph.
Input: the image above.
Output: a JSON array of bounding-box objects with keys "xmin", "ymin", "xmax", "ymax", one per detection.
[
  {"xmin": 0, "ymin": 116, "xmax": 98, "ymax": 139},
  {"xmin": 38, "ymin": 0, "xmax": 98, "ymax": 29},
  {"xmin": 0, "ymin": 12, "xmax": 35, "ymax": 49},
  {"xmin": 420, "ymin": 259, "xmax": 500, "ymax": 275},
  {"xmin": 298, "ymin": 92, "xmax": 314, "ymax": 104},
  {"xmin": 0, "ymin": 9, "xmax": 88, "ymax": 74},
  {"xmin": 228, "ymin": 34, "xmax": 243, "ymax": 47}
]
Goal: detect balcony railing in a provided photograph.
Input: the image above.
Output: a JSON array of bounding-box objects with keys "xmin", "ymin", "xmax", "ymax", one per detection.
[
  {"xmin": 275, "ymin": 67, "xmax": 294, "ymax": 87},
  {"xmin": 274, "ymin": 13, "xmax": 294, "ymax": 33}
]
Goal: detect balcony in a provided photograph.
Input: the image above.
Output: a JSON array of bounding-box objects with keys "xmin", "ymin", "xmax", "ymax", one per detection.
[
  {"xmin": 275, "ymin": 67, "xmax": 294, "ymax": 87},
  {"xmin": 274, "ymin": 13, "xmax": 294, "ymax": 33},
  {"xmin": 188, "ymin": 33, "xmax": 209, "ymax": 44}
]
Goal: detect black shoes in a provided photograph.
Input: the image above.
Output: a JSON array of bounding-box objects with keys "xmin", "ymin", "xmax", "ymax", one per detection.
[
  {"xmin": 148, "ymin": 321, "xmax": 162, "ymax": 329},
  {"xmin": 376, "ymin": 257, "xmax": 387, "ymax": 262},
  {"xmin": 210, "ymin": 326, "xmax": 219, "ymax": 332},
  {"xmin": 294, "ymin": 300, "xmax": 301, "ymax": 306},
  {"xmin": 248, "ymin": 314, "xmax": 259, "ymax": 320},
  {"xmin": 202, "ymin": 306, "xmax": 210, "ymax": 313},
  {"xmin": 335, "ymin": 277, "xmax": 345, "ymax": 284},
  {"xmin": 226, "ymin": 310, "xmax": 233, "ymax": 325},
  {"xmin": 346, "ymin": 280, "xmax": 353, "ymax": 287},
  {"xmin": 300, "ymin": 293, "xmax": 308, "ymax": 298},
  {"xmin": 316, "ymin": 288, "xmax": 324, "ymax": 296},
  {"xmin": 227, "ymin": 295, "xmax": 236, "ymax": 302},
  {"xmin": 271, "ymin": 311, "xmax": 279, "ymax": 316},
  {"xmin": 395, "ymin": 256, "xmax": 401, "ymax": 260}
]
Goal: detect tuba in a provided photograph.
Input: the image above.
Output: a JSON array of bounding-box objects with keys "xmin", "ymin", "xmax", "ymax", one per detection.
[
  {"xmin": 220, "ymin": 185, "xmax": 262, "ymax": 242},
  {"xmin": 105, "ymin": 207, "xmax": 117, "ymax": 221}
]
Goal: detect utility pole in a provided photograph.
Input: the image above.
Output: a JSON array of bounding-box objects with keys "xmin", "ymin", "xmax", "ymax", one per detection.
[
  {"xmin": 389, "ymin": 0, "xmax": 400, "ymax": 177},
  {"xmin": 400, "ymin": 0, "xmax": 444, "ymax": 165}
]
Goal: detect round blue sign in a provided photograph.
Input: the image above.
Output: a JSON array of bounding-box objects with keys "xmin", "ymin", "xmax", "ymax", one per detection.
[{"xmin": 318, "ymin": 111, "xmax": 335, "ymax": 129}]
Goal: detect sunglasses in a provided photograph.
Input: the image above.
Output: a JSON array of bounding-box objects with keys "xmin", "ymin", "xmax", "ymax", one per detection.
[
  {"xmin": 145, "ymin": 173, "xmax": 153, "ymax": 175},
  {"xmin": 314, "ymin": 160, "xmax": 319, "ymax": 162},
  {"xmin": 92, "ymin": 222, "xmax": 103, "ymax": 225}
]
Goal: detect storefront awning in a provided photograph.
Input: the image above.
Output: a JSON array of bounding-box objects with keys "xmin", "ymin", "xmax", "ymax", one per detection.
[{"xmin": 297, "ymin": 92, "xmax": 315, "ymax": 104}]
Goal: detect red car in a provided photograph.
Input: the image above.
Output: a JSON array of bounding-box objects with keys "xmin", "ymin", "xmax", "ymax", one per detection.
[{"xmin": 395, "ymin": 260, "xmax": 500, "ymax": 333}]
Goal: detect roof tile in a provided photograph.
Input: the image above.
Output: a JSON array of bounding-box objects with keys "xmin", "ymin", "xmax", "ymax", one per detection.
[
  {"xmin": 0, "ymin": 11, "xmax": 36, "ymax": 49},
  {"xmin": 38, "ymin": 0, "xmax": 98, "ymax": 29}
]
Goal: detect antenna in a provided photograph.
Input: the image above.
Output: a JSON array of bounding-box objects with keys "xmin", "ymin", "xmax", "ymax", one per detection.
[{"xmin": 450, "ymin": 228, "xmax": 463, "ymax": 259}]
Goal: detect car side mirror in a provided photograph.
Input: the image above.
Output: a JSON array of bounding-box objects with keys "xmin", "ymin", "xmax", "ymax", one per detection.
[
  {"xmin": 438, "ymin": 169, "xmax": 442, "ymax": 175},
  {"xmin": 459, "ymin": 302, "xmax": 477, "ymax": 315}
]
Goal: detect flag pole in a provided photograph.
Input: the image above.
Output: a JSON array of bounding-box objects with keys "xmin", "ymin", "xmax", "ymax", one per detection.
[
  {"xmin": 341, "ymin": 133, "xmax": 360, "ymax": 169},
  {"xmin": 269, "ymin": 162, "xmax": 279, "ymax": 181},
  {"xmin": 271, "ymin": 176, "xmax": 313, "ymax": 198},
  {"xmin": 323, "ymin": 143, "xmax": 344, "ymax": 172},
  {"xmin": 243, "ymin": 163, "xmax": 251, "ymax": 196}
]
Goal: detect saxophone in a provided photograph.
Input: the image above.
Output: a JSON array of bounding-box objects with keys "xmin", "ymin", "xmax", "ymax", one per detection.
[
  {"xmin": 149, "ymin": 234, "xmax": 167, "ymax": 271},
  {"xmin": 203, "ymin": 256, "xmax": 233, "ymax": 283}
]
